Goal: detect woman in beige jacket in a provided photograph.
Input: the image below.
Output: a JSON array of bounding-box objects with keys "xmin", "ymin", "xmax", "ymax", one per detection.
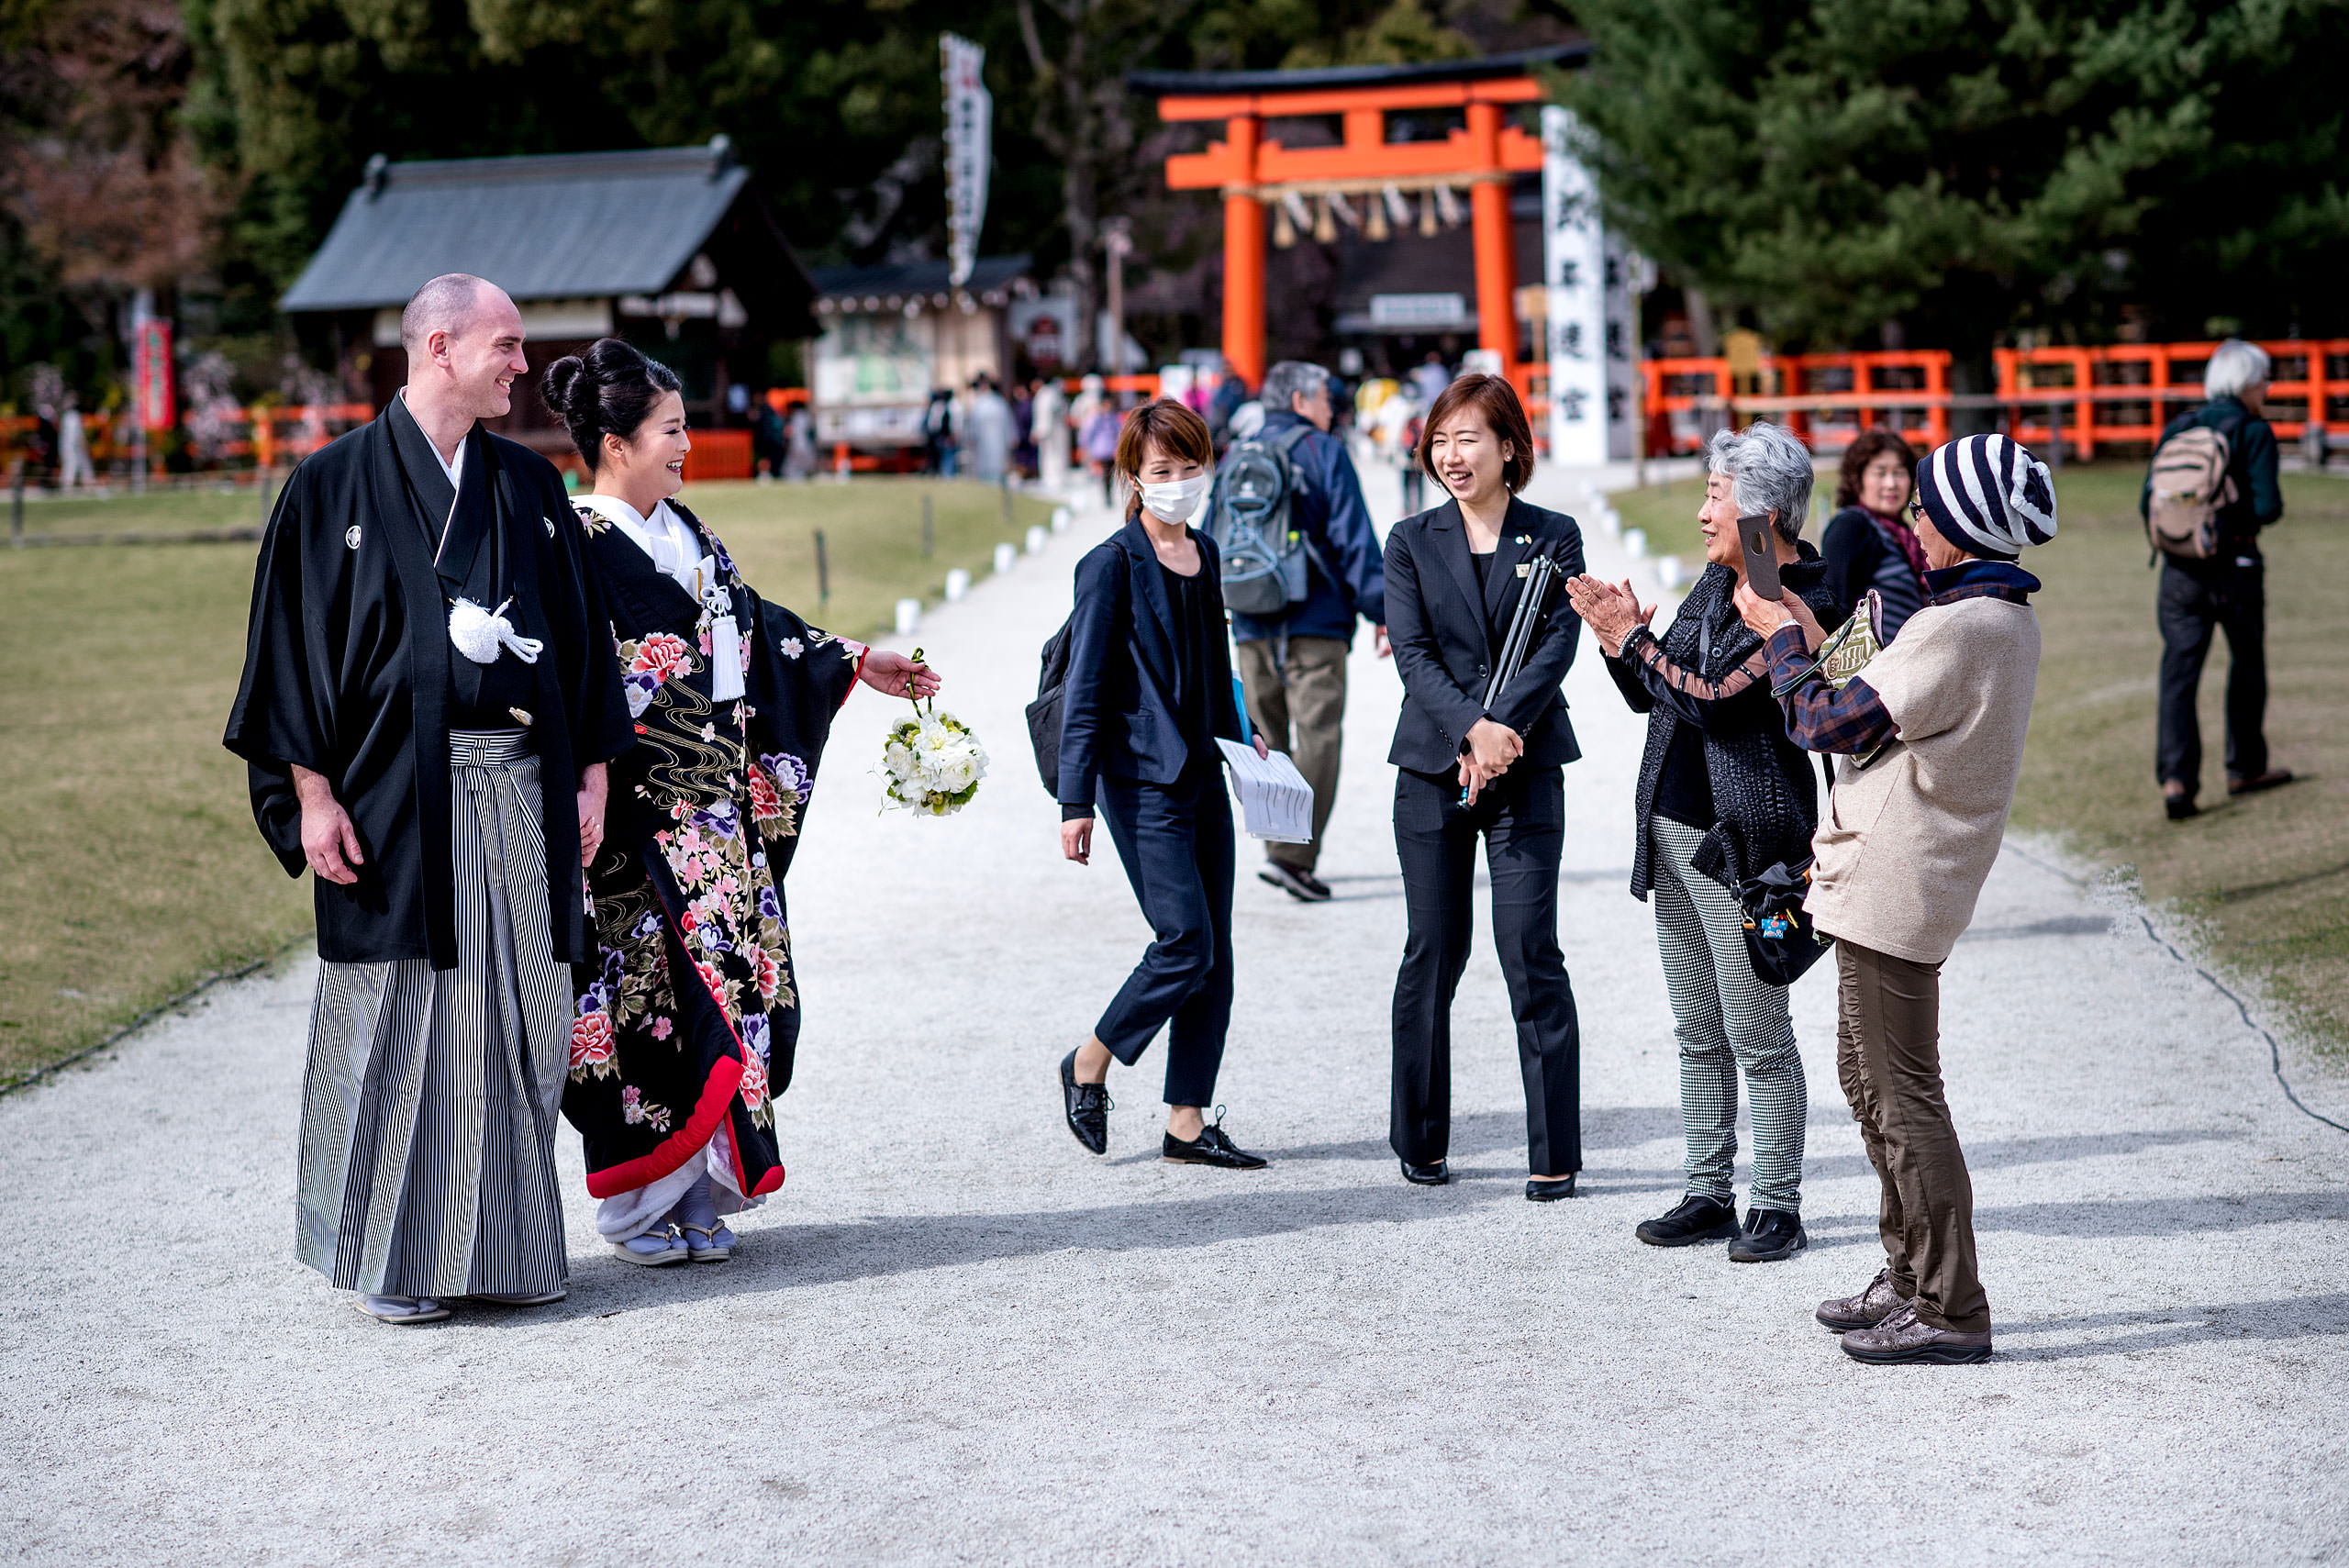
[{"xmin": 1734, "ymin": 432, "xmax": 2057, "ymax": 1367}]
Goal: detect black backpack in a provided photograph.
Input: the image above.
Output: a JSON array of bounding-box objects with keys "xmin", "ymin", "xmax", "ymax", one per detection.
[{"xmin": 1026, "ymin": 550, "xmax": 1128, "ymax": 798}]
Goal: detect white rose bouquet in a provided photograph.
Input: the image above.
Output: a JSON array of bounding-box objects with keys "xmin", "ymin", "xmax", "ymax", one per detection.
[{"xmin": 878, "ymin": 648, "xmax": 989, "ymax": 817}]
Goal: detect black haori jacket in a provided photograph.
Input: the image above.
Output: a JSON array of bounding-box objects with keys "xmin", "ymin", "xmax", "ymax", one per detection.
[
  {"xmin": 223, "ymin": 409, "xmax": 634, "ymax": 968},
  {"xmin": 562, "ymin": 500, "xmax": 863, "ymax": 1205},
  {"xmin": 1606, "ymin": 549, "xmax": 1841, "ymax": 901}
]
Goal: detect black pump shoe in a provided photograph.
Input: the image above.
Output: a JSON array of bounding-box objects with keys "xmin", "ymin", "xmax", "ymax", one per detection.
[
  {"xmin": 1728, "ymin": 1206, "xmax": 1807, "ymax": 1262},
  {"xmin": 1525, "ymin": 1174, "xmax": 1577, "ymax": 1202},
  {"xmin": 1163, "ymin": 1116, "xmax": 1268, "ymax": 1170},
  {"xmin": 1058, "ymin": 1050, "xmax": 1110, "ymax": 1155},
  {"xmin": 1400, "ymin": 1159, "xmax": 1450, "ymax": 1185},
  {"xmin": 1634, "ymin": 1194, "xmax": 1742, "ymax": 1247}
]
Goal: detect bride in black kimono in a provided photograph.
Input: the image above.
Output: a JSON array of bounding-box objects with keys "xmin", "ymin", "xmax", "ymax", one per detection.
[{"xmin": 542, "ymin": 339, "xmax": 940, "ymax": 1264}]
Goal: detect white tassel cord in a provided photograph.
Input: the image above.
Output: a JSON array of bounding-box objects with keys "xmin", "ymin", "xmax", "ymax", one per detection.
[{"xmin": 449, "ymin": 596, "xmax": 545, "ymax": 665}]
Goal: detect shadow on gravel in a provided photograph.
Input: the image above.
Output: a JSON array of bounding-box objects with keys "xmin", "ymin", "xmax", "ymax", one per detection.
[
  {"xmin": 1241, "ymin": 1106, "xmax": 1689, "ymax": 1166},
  {"xmin": 1798, "ymin": 1187, "xmax": 2347, "ymax": 1248},
  {"xmin": 559, "ymin": 1179, "xmax": 1536, "ymax": 1319},
  {"xmin": 1993, "ymin": 1293, "xmax": 2349, "ymax": 1360}
]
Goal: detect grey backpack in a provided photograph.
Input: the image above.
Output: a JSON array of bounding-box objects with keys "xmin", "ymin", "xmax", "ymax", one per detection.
[{"xmin": 1210, "ymin": 423, "xmax": 1320, "ymax": 617}]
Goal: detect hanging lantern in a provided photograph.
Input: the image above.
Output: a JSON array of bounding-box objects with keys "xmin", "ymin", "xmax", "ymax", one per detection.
[{"xmin": 1419, "ymin": 187, "xmax": 1439, "ymax": 238}]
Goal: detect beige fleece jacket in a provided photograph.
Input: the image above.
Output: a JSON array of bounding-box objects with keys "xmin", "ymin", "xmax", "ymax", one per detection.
[{"xmin": 1804, "ymin": 595, "xmax": 2041, "ymax": 965}]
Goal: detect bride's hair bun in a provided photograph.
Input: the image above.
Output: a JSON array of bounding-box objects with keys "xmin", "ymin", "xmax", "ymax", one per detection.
[{"xmin": 537, "ymin": 338, "xmax": 685, "ymax": 473}]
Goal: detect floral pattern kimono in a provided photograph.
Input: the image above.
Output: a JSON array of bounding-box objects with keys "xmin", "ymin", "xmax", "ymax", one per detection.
[{"xmin": 561, "ymin": 497, "xmax": 863, "ymax": 1235}]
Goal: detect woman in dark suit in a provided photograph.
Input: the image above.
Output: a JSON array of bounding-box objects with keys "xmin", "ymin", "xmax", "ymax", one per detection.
[
  {"xmin": 1055, "ymin": 399, "xmax": 1273, "ymax": 1170},
  {"xmin": 1383, "ymin": 374, "xmax": 1586, "ymax": 1198}
]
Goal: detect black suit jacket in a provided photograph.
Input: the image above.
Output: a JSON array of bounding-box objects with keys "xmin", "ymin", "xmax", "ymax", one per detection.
[
  {"xmin": 1384, "ymin": 495, "xmax": 1586, "ymax": 774},
  {"xmin": 1057, "ymin": 514, "xmax": 1246, "ymax": 807}
]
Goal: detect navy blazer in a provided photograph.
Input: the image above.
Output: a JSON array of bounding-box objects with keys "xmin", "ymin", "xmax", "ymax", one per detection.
[
  {"xmin": 1384, "ymin": 495, "xmax": 1586, "ymax": 774},
  {"xmin": 1057, "ymin": 514, "xmax": 1246, "ymax": 808}
]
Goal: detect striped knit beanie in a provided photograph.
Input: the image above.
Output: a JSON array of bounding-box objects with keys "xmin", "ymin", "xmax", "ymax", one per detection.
[{"xmin": 1914, "ymin": 433, "xmax": 2058, "ymax": 560}]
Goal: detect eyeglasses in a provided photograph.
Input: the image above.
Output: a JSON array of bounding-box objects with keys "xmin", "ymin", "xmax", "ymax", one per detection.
[{"xmin": 1906, "ymin": 500, "xmax": 1929, "ymax": 524}]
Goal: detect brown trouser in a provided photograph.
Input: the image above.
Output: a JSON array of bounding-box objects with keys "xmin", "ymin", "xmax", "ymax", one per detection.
[
  {"xmin": 1233, "ymin": 635, "xmax": 1348, "ymax": 873},
  {"xmin": 1834, "ymin": 938, "xmax": 1990, "ymax": 1333}
]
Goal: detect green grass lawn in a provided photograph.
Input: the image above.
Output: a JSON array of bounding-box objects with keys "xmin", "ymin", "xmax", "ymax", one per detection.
[
  {"xmin": 1609, "ymin": 462, "xmax": 2349, "ymax": 1053},
  {"xmin": 0, "ymin": 476, "xmax": 1054, "ymax": 1084}
]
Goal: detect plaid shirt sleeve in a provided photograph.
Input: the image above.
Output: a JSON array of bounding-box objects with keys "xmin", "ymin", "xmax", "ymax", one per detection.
[{"xmin": 1764, "ymin": 624, "xmax": 1898, "ymax": 755}]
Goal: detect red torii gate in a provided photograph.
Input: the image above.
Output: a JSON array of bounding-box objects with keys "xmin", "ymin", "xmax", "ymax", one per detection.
[{"xmin": 1134, "ymin": 50, "xmax": 1575, "ymax": 395}]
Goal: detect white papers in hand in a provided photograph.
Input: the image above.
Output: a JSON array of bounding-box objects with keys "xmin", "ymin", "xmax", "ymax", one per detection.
[{"xmin": 1215, "ymin": 739, "xmax": 1315, "ymax": 843}]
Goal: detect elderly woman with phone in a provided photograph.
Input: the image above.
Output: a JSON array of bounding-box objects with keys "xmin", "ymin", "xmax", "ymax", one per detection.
[
  {"xmin": 1734, "ymin": 431, "xmax": 2055, "ymax": 1365},
  {"xmin": 1566, "ymin": 422, "xmax": 1840, "ymax": 1263}
]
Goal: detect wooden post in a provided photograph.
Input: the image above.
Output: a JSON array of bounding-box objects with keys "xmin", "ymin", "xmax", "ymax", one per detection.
[
  {"xmin": 814, "ymin": 529, "xmax": 829, "ymax": 605},
  {"xmin": 1222, "ymin": 114, "xmax": 1265, "ymax": 391},
  {"xmin": 921, "ymin": 492, "xmax": 934, "ymax": 558},
  {"xmin": 1466, "ymin": 101, "xmax": 1520, "ymax": 391}
]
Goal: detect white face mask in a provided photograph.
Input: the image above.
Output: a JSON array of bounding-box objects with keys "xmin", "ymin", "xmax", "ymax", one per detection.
[{"xmin": 1136, "ymin": 472, "xmax": 1210, "ymax": 525}]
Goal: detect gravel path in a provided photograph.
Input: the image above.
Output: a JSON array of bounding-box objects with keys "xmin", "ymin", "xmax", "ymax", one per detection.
[{"xmin": 5, "ymin": 467, "xmax": 2344, "ymax": 1567}]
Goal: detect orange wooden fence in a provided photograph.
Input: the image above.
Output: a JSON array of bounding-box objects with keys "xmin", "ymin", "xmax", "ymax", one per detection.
[
  {"xmin": 1995, "ymin": 340, "xmax": 2349, "ymax": 459},
  {"xmin": 1640, "ymin": 340, "xmax": 2348, "ymax": 459}
]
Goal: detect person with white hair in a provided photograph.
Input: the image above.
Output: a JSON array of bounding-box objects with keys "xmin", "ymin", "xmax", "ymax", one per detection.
[
  {"xmin": 1568, "ymin": 422, "xmax": 1842, "ymax": 1263},
  {"xmin": 225, "ymin": 272, "xmax": 635, "ymax": 1326},
  {"xmin": 2143, "ymin": 338, "xmax": 2290, "ymax": 819},
  {"xmin": 1736, "ymin": 431, "xmax": 2058, "ymax": 1365}
]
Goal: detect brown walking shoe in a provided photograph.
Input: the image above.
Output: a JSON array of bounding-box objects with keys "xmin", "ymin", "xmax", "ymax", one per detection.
[
  {"xmin": 1815, "ymin": 1267, "xmax": 1909, "ymax": 1331},
  {"xmin": 1839, "ymin": 1301, "xmax": 1992, "ymax": 1365}
]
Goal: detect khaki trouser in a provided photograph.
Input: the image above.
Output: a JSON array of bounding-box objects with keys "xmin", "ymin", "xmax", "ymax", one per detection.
[
  {"xmin": 1233, "ymin": 635, "xmax": 1347, "ymax": 873},
  {"xmin": 1834, "ymin": 938, "xmax": 1990, "ymax": 1333}
]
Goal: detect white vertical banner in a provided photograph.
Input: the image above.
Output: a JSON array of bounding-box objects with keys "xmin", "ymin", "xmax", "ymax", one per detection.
[
  {"xmin": 941, "ymin": 33, "xmax": 992, "ymax": 290},
  {"xmin": 1541, "ymin": 106, "xmax": 1609, "ymax": 468},
  {"xmin": 1603, "ymin": 235, "xmax": 1644, "ymax": 461}
]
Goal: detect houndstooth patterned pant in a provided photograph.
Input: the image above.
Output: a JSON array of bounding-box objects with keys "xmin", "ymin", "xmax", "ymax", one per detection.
[{"xmin": 1648, "ymin": 817, "xmax": 1808, "ymax": 1214}]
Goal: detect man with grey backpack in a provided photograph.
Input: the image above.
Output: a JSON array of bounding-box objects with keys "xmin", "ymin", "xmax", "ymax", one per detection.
[
  {"xmin": 2143, "ymin": 338, "xmax": 2290, "ymax": 821},
  {"xmin": 1214, "ymin": 361, "xmax": 1388, "ymax": 902}
]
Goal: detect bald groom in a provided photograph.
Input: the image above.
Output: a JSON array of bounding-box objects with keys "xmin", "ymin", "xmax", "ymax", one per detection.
[{"xmin": 226, "ymin": 274, "xmax": 634, "ymax": 1325}]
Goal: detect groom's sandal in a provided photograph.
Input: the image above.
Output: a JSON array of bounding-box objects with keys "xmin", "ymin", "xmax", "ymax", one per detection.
[
  {"xmin": 679, "ymin": 1223, "xmax": 735, "ymax": 1263},
  {"xmin": 469, "ymin": 1289, "xmax": 567, "ymax": 1306},
  {"xmin": 355, "ymin": 1295, "xmax": 451, "ymax": 1325}
]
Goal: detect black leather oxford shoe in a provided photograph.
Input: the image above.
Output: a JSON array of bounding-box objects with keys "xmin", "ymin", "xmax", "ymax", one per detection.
[
  {"xmin": 1400, "ymin": 1159, "xmax": 1450, "ymax": 1185},
  {"xmin": 1163, "ymin": 1120, "xmax": 1268, "ymax": 1169},
  {"xmin": 1059, "ymin": 1050, "xmax": 1109, "ymax": 1155}
]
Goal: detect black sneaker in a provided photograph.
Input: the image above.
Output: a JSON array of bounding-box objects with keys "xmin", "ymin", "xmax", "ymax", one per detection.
[
  {"xmin": 1163, "ymin": 1114, "xmax": 1269, "ymax": 1169},
  {"xmin": 1727, "ymin": 1206, "xmax": 1807, "ymax": 1262},
  {"xmin": 1058, "ymin": 1050, "xmax": 1109, "ymax": 1155},
  {"xmin": 1634, "ymin": 1194, "xmax": 1742, "ymax": 1248},
  {"xmin": 1258, "ymin": 862, "xmax": 1331, "ymax": 902}
]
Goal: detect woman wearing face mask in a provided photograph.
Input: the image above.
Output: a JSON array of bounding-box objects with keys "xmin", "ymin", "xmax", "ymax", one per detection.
[
  {"xmin": 542, "ymin": 339, "xmax": 939, "ymax": 1266},
  {"xmin": 1055, "ymin": 398, "xmax": 1273, "ymax": 1170},
  {"xmin": 1381, "ymin": 374, "xmax": 1587, "ymax": 1199}
]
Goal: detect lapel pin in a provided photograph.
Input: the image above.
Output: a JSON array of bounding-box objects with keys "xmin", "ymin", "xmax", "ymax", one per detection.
[
  {"xmin": 1516, "ymin": 562, "xmax": 1531, "ymax": 578},
  {"xmin": 1515, "ymin": 533, "xmax": 1529, "ymax": 544}
]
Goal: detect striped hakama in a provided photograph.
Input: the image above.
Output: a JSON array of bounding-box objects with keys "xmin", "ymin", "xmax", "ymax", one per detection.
[{"xmin": 294, "ymin": 730, "xmax": 573, "ymax": 1298}]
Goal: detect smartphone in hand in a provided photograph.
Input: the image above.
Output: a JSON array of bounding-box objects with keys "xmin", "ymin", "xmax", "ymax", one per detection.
[{"xmin": 1738, "ymin": 514, "xmax": 1783, "ymax": 601}]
